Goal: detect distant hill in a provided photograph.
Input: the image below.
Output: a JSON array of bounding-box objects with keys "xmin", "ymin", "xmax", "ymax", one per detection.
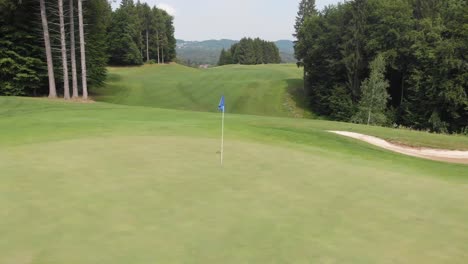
[
  {"xmin": 176, "ymin": 39, "xmax": 296, "ymax": 66},
  {"xmin": 177, "ymin": 39, "xmax": 237, "ymax": 50},
  {"xmin": 275, "ymin": 40, "xmax": 295, "ymax": 54}
]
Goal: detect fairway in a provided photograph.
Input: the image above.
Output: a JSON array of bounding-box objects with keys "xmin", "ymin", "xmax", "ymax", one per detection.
[
  {"xmin": 3, "ymin": 0, "xmax": 468, "ymax": 262},
  {"xmin": 94, "ymin": 64, "xmax": 309, "ymax": 117},
  {"xmin": 1, "ymin": 96, "xmax": 468, "ymax": 263}
]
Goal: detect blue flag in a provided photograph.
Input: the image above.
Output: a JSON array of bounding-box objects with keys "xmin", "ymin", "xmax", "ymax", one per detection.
[{"xmin": 218, "ymin": 96, "xmax": 225, "ymax": 111}]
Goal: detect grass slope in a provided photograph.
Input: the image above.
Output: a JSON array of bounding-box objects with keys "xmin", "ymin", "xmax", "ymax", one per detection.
[
  {"xmin": 95, "ymin": 64, "xmax": 468, "ymax": 150},
  {"xmin": 0, "ymin": 97, "xmax": 467, "ymax": 263},
  {"xmin": 94, "ymin": 64, "xmax": 308, "ymax": 118}
]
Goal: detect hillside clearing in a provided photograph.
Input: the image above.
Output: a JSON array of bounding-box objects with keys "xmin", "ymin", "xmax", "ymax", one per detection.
[{"xmin": 94, "ymin": 64, "xmax": 310, "ymax": 118}]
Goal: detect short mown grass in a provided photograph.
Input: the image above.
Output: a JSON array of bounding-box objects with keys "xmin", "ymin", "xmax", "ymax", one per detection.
[
  {"xmin": 0, "ymin": 96, "xmax": 467, "ymax": 263},
  {"xmin": 95, "ymin": 64, "xmax": 310, "ymax": 118},
  {"xmin": 94, "ymin": 64, "xmax": 468, "ymax": 150}
]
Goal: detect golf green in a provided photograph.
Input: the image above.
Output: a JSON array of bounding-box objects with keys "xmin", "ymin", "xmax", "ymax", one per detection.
[{"xmin": 1, "ymin": 95, "xmax": 467, "ymax": 263}]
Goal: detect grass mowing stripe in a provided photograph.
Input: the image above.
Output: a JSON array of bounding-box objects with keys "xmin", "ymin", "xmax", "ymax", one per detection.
[
  {"xmin": 94, "ymin": 64, "xmax": 307, "ymax": 117},
  {"xmin": 0, "ymin": 97, "xmax": 467, "ymax": 263}
]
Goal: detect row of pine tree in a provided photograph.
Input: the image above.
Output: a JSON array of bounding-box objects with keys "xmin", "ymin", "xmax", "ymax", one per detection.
[
  {"xmin": 0, "ymin": 0, "xmax": 176, "ymax": 98},
  {"xmin": 218, "ymin": 38, "xmax": 281, "ymax": 66},
  {"xmin": 295, "ymin": 0, "xmax": 467, "ymax": 133},
  {"xmin": 109, "ymin": 0, "xmax": 176, "ymax": 66}
]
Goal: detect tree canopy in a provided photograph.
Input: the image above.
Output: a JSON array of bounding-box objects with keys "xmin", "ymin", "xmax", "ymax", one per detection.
[
  {"xmin": 0, "ymin": 0, "xmax": 177, "ymax": 97},
  {"xmin": 218, "ymin": 38, "xmax": 281, "ymax": 66},
  {"xmin": 295, "ymin": 0, "xmax": 467, "ymax": 133}
]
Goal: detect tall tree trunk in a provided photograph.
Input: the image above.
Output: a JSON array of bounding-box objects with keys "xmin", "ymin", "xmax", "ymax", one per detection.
[
  {"xmin": 367, "ymin": 108, "xmax": 371, "ymax": 125},
  {"xmin": 70, "ymin": 0, "xmax": 79, "ymax": 98},
  {"xmin": 400, "ymin": 72, "xmax": 405, "ymax": 105},
  {"xmin": 59, "ymin": 0, "xmax": 70, "ymax": 99},
  {"xmin": 352, "ymin": 45, "xmax": 361, "ymax": 100},
  {"xmin": 161, "ymin": 45, "xmax": 164, "ymax": 64},
  {"xmin": 156, "ymin": 30, "xmax": 160, "ymax": 64},
  {"xmin": 157, "ymin": 45, "xmax": 160, "ymax": 64},
  {"xmin": 39, "ymin": 0, "xmax": 57, "ymax": 98},
  {"xmin": 140, "ymin": 32, "xmax": 143, "ymax": 58},
  {"xmin": 303, "ymin": 69, "xmax": 307, "ymax": 96},
  {"xmin": 146, "ymin": 28, "xmax": 149, "ymax": 62},
  {"xmin": 78, "ymin": 0, "xmax": 88, "ymax": 100}
]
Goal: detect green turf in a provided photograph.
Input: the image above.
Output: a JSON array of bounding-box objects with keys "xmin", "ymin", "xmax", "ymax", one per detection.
[
  {"xmin": 94, "ymin": 64, "xmax": 468, "ymax": 150},
  {"xmin": 1, "ymin": 96, "xmax": 467, "ymax": 263},
  {"xmin": 94, "ymin": 64, "xmax": 310, "ymax": 118}
]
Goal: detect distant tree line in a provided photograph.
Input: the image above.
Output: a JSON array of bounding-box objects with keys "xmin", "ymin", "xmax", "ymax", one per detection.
[
  {"xmin": 218, "ymin": 38, "xmax": 281, "ymax": 66},
  {"xmin": 0, "ymin": 0, "xmax": 176, "ymax": 98},
  {"xmin": 109, "ymin": 0, "xmax": 176, "ymax": 66},
  {"xmin": 295, "ymin": 0, "xmax": 467, "ymax": 133}
]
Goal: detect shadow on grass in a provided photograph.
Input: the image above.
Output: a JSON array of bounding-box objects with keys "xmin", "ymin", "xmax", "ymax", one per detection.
[
  {"xmin": 90, "ymin": 73, "xmax": 123, "ymax": 97},
  {"xmin": 105, "ymin": 73, "xmax": 123, "ymax": 83},
  {"xmin": 285, "ymin": 78, "xmax": 320, "ymax": 119},
  {"xmin": 286, "ymin": 78, "xmax": 307, "ymax": 109}
]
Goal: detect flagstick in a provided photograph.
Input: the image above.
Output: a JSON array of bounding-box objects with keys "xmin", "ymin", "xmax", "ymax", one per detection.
[{"xmin": 221, "ymin": 107, "xmax": 225, "ymax": 165}]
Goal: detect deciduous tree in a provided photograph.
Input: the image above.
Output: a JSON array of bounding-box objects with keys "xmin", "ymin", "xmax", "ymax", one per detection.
[{"xmin": 352, "ymin": 54, "xmax": 390, "ymax": 125}]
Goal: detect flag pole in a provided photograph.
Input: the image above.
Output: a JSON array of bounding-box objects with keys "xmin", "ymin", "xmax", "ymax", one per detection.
[{"xmin": 221, "ymin": 106, "xmax": 225, "ymax": 165}]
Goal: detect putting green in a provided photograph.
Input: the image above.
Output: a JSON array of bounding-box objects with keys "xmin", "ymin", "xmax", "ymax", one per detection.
[
  {"xmin": 1, "ymin": 96, "xmax": 468, "ymax": 263},
  {"xmin": 1, "ymin": 135, "xmax": 467, "ymax": 263}
]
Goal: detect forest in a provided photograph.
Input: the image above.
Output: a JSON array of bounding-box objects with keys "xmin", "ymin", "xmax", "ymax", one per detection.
[
  {"xmin": 218, "ymin": 38, "xmax": 281, "ymax": 66},
  {"xmin": 0, "ymin": 0, "xmax": 176, "ymax": 97},
  {"xmin": 295, "ymin": 0, "xmax": 467, "ymax": 133}
]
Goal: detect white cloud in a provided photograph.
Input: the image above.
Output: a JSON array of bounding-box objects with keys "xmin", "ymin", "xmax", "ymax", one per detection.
[{"xmin": 157, "ymin": 3, "xmax": 176, "ymax": 16}]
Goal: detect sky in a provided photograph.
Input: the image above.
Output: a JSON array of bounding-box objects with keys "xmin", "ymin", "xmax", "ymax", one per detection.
[{"xmin": 110, "ymin": 0, "xmax": 343, "ymax": 41}]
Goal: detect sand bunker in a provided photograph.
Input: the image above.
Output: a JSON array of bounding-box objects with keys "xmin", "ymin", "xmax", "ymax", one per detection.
[{"xmin": 330, "ymin": 131, "xmax": 468, "ymax": 165}]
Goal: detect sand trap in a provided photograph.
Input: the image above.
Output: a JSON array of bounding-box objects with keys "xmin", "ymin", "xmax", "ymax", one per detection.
[{"xmin": 330, "ymin": 131, "xmax": 468, "ymax": 164}]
